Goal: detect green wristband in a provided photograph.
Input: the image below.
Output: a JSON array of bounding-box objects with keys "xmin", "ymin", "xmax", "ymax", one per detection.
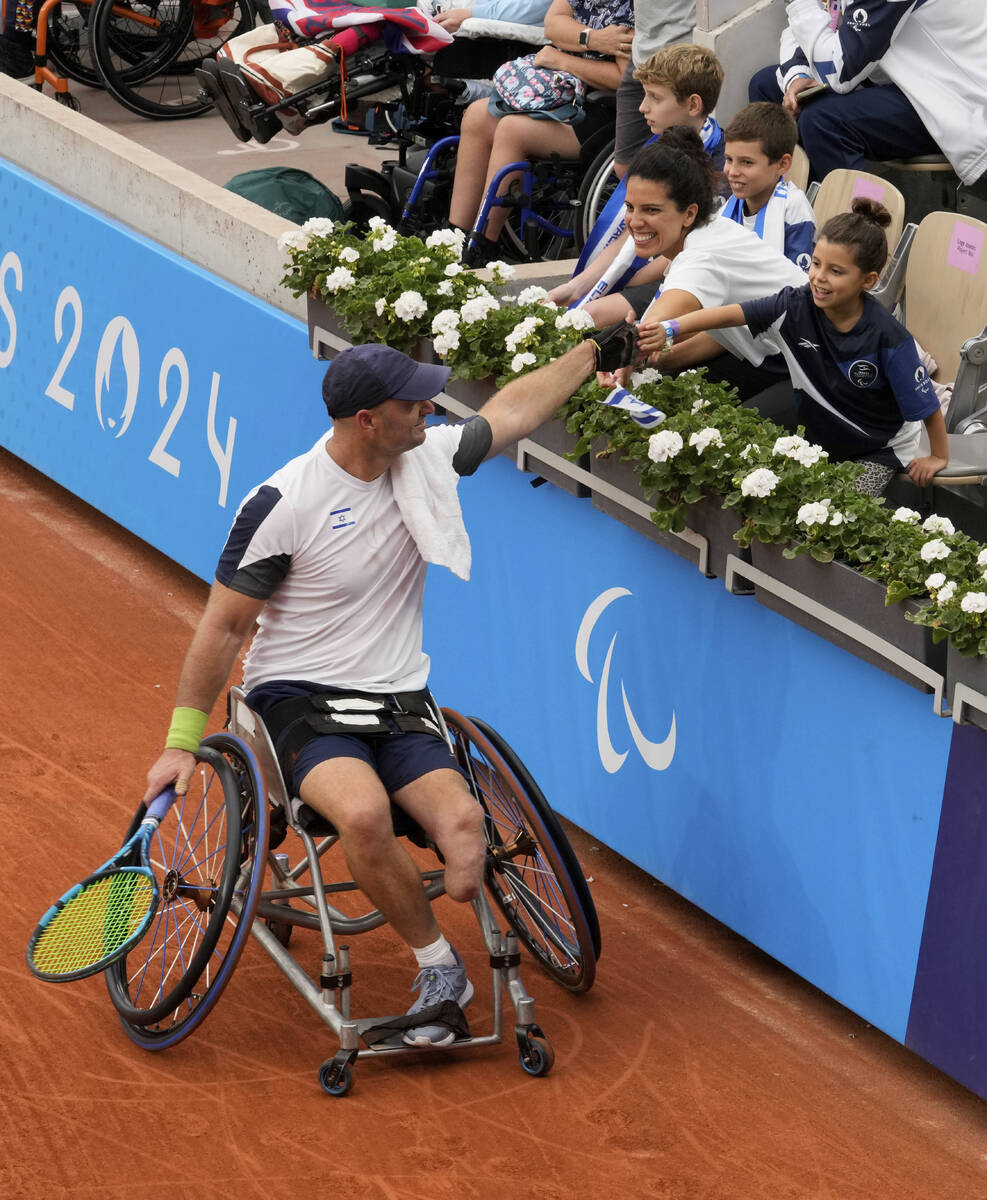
[{"xmin": 165, "ymin": 706, "xmax": 208, "ymax": 752}]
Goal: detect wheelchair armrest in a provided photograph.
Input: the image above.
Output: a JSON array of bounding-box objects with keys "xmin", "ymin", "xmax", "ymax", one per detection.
[
  {"xmin": 949, "ymin": 327, "xmax": 987, "ymax": 433},
  {"xmin": 869, "ymin": 221, "xmax": 916, "ymax": 311}
]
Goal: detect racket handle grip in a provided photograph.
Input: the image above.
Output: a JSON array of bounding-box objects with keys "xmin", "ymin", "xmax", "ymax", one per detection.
[{"xmin": 145, "ymin": 788, "xmax": 178, "ymax": 824}]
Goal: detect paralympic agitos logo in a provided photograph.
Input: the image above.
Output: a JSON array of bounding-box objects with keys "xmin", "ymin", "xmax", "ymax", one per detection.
[{"xmin": 575, "ymin": 587, "xmax": 677, "ymax": 775}]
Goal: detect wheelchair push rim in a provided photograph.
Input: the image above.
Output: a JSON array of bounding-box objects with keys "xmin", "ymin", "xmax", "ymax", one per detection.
[
  {"xmin": 104, "ymin": 733, "xmax": 269, "ymax": 1047},
  {"xmin": 442, "ymin": 709, "xmax": 599, "ymax": 993}
]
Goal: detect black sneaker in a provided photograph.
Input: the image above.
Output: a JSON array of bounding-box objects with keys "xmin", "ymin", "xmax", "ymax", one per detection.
[{"xmin": 0, "ymin": 34, "xmax": 33, "ymax": 79}]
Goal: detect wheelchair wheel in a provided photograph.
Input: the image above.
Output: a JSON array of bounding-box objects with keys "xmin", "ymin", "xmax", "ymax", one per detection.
[
  {"xmin": 46, "ymin": 0, "xmax": 102, "ymax": 87},
  {"xmin": 89, "ymin": 0, "xmax": 254, "ymax": 119},
  {"xmin": 442, "ymin": 710, "xmax": 599, "ymax": 993},
  {"xmin": 105, "ymin": 733, "xmax": 269, "ymax": 1048},
  {"xmin": 576, "ymin": 142, "xmax": 618, "ymax": 251}
]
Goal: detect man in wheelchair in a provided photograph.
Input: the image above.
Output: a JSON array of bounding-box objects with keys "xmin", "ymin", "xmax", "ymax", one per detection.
[{"xmin": 144, "ymin": 329, "xmax": 628, "ymax": 1047}]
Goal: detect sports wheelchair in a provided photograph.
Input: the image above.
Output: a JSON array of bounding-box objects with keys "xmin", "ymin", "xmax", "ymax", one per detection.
[{"xmin": 101, "ymin": 688, "xmax": 600, "ymax": 1095}]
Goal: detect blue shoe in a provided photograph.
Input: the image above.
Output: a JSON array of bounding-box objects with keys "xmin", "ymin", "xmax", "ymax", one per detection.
[{"xmin": 403, "ymin": 948, "xmax": 474, "ymax": 1047}]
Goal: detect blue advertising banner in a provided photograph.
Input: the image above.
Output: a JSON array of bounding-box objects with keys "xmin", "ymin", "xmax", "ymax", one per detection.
[
  {"xmin": 3, "ymin": 154, "xmax": 985, "ymax": 1098},
  {"xmin": 0, "ymin": 159, "xmax": 326, "ymax": 580}
]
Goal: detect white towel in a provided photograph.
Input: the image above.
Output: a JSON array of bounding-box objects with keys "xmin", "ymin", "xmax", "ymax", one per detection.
[
  {"xmin": 391, "ymin": 432, "xmax": 472, "ymax": 582},
  {"xmin": 325, "ymin": 428, "xmax": 471, "ymax": 580}
]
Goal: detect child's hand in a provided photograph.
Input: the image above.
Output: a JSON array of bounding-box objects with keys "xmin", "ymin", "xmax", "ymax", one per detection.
[
  {"xmin": 907, "ymin": 454, "xmax": 947, "ymax": 487},
  {"xmin": 635, "ymin": 320, "xmax": 668, "ymax": 358}
]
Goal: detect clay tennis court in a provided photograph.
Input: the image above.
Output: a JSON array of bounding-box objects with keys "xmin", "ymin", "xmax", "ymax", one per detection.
[{"xmin": 3, "ymin": 445, "xmax": 986, "ymax": 1199}]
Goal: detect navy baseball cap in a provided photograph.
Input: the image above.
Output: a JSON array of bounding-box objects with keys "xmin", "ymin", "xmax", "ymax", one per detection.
[{"xmin": 321, "ymin": 343, "xmax": 452, "ymax": 419}]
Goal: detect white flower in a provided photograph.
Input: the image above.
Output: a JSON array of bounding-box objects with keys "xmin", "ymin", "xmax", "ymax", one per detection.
[
  {"xmin": 375, "ymin": 298, "xmax": 388, "ymax": 316},
  {"xmin": 647, "ymin": 430, "xmax": 683, "ymax": 462},
  {"xmin": 338, "ymin": 246, "xmax": 360, "ymax": 263},
  {"xmin": 892, "ymin": 507, "xmax": 921, "ymax": 524},
  {"xmin": 393, "ymin": 290, "xmax": 427, "ymax": 320},
  {"xmin": 278, "ymin": 229, "xmax": 308, "ymax": 251},
  {"xmin": 431, "ymin": 308, "xmax": 461, "ymax": 335},
  {"xmin": 460, "ymin": 295, "xmax": 500, "ymax": 323},
  {"xmin": 367, "ymin": 216, "xmax": 393, "ymax": 233},
  {"xmin": 739, "ymin": 443, "xmax": 759, "ymax": 461},
  {"xmin": 961, "ymin": 592, "xmax": 987, "ymax": 614},
  {"xmin": 922, "ymin": 514, "xmax": 955, "ymax": 536},
  {"xmin": 510, "ymin": 352, "xmax": 538, "ymax": 373},
  {"xmin": 426, "ymin": 228, "xmax": 465, "ymax": 252},
  {"xmin": 829, "ymin": 510, "xmax": 844, "ymax": 526},
  {"xmin": 797, "ymin": 502, "xmax": 830, "ymax": 528},
  {"xmin": 937, "ymin": 581, "xmax": 957, "ymax": 604},
  {"xmin": 554, "ymin": 309, "xmax": 595, "ymax": 332},
  {"xmin": 301, "ymin": 216, "xmax": 335, "ymax": 236},
  {"xmin": 444, "ymin": 262, "xmax": 464, "ymax": 277},
  {"xmin": 437, "ymin": 280, "xmax": 454, "ymax": 296},
  {"xmin": 630, "ymin": 367, "xmax": 663, "ymax": 388},
  {"xmin": 688, "ymin": 427, "xmax": 724, "ymax": 455},
  {"xmin": 517, "ymin": 285, "xmax": 550, "ymax": 305},
  {"xmin": 323, "ymin": 266, "xmax": 355, "ymax": 292},
  {"xmin": 920, "ymin": 539, "xmax": 951, "ymax": 562},
  {"xmin": 505, "ymin": 316, "xmax": 544, "ymax": 352},
  {"xmin": 925, "ymin": 572, "xmax": 947, "ymax": 590},
  {"xmin": 982, "ymin": 568, "xmax": 987, "ymax": 583},
  {"xmin": 486, "ymin": 260, "xmax": 515, "ymax": 281},
  {"xmin": 691, "ymin": 397, "xmax": 710, "ymax": 413},
  {"xmin": 740, "ymin": 468, "xmax": 780, "ymax": 498},
  {"xmin": 371, "ymin": 230, "xmax": 398, "ymax": 253},
  {"xmin": 978, "ymin": 549, "xmax": 987, "ymax": 568},
  {"xmin": 772, "ymin": 434, "xmax": 809, "ymax": 457},
  {"xmin": 791, "ymin": 443, "xmax": 828, "ymax": 468},
  {"xmin": 433, "ymin": 330, "xmax": 460, "ymax": 358}
]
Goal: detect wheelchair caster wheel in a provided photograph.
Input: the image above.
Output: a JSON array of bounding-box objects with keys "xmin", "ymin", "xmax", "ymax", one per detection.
[
  {"xmin": 517, "ymin": 1028, "xmax": 554, "ymax": 1077},
  {"xmin": 318, "ymin": 1058, "xmax": 354, "ymax": 1097}
]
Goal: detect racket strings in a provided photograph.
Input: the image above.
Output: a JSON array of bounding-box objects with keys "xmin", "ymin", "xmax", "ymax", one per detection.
[{"xmin": 30, "ymin": 870, "xmax": 155, "ymax": 976}]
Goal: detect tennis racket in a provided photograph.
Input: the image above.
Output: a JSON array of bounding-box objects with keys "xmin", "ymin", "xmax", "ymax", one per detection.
[{"xmin": 26, "ymin": 788, "xmax": 178, "ymax": 983}]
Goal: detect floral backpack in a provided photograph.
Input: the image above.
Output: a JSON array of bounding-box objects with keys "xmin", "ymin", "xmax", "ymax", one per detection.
[{"xmin": 491, "ymin": 54, "xmax": 587, "ymax": 119}]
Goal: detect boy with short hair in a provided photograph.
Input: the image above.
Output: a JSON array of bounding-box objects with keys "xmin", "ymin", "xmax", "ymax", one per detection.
[
  {"xmin": 553, "ymin": 42, "xmax": 725, "ymax": 307},
  {"xmin": 720, "ymin": 101, "xmax": 815, "ymax": 269}
]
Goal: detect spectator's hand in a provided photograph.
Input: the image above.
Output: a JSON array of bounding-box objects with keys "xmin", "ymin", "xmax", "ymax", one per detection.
[
  {"xmin": 534, "ymin": 44, "xmax": 567, "ymax": 69},
  {"xmin": 906, "ymin": 454, "xmax": 947, "ymax": 488},
  {"xmin": 635, "ymin": 318, "xmax": 669, "ymax": 358},
  {"xmin": 144, "ymin": 748, "xmax": 197, "ymax": 805},
  {"xmin": 434, "ymin": 6, "xmax": 472, "ymax": 30},
  {"xmin": 582, "ymin": 23, "xmax": 633, "ymax": 58},
  {"xmin": 783, "ymin": 75, "xmax": 817, "ymax": 114},
  {"xmin": 547, "ymin": 280, "xmax": 579, "ymax": 305}
]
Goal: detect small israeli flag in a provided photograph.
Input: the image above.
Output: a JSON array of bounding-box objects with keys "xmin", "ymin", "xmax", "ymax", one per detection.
[{"xmin": 599, "ymin": 388, "xmax": 666, "ymax": 429}]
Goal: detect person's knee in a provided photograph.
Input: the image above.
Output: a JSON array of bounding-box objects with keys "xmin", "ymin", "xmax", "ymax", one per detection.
[
  {"xmin": 748, "ymin": 64, "xmax": 782, "ymax": 104},
  {"xmin": 332, "ymin": 797, "xmax": 395, "ymax": 852},
  {"xmin": 461, "ymin": 98, "xmax": 494, "ymax": 138}
]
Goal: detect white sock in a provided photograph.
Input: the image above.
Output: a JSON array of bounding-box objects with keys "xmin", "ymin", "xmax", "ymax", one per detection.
[{"xmin": 412, "ymin": 935, "xmax": 456, "ymax": 969}]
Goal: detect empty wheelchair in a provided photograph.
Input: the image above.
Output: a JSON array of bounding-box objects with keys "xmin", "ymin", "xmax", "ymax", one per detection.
[{"xmin": 102, "ymin": 688, "xmax": 600, "ymax": 1095}]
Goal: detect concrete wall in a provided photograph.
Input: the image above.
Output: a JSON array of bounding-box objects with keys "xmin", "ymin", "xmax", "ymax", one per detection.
[
  {"xmin": 0, "ymin": 75, "xmax": 304, "ymax": 321},
  {"xmin": 696, "ymin": 0, "xmax": 786, "ymax": 126}
]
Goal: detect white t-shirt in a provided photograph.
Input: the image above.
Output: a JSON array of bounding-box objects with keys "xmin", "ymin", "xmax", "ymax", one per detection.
[
  {"xmin": 217, "ymin": 422, "xmax": 484, "ymax": 694},
  {"xmin": 658, "ymin": 218, "xmax": 808, "ymax": 364}
]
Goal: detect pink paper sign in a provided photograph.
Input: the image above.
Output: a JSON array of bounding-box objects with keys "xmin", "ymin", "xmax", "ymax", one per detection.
[
  {"xmin": 849, "ymin": 177, "xmax": 885, "ymax": 205},
  {"xmin": 947, "ymin": 220, "xmax": 985, "ymax": 275}
]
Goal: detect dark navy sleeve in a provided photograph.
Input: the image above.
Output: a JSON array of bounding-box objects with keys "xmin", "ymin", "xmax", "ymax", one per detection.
[
  {"xmin": 739, "ymin": 288, "xmax": 796, "ymax": 338},
  {"xmin": 882, "ymin": 337, "xmax": 941, "ymax": 423},
  {"xmin": 215, "ymin": 484, "xmax": 292, "ymax": 599}
]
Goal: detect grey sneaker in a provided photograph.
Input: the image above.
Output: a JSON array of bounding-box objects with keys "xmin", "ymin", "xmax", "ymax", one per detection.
[{"xmin": 403, "ymin": 948, "xmax": 474, "ymax": 1047}]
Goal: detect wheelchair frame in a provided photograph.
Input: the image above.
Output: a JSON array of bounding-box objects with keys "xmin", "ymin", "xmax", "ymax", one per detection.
[{"xmin": 102, "ymin": 688, "xmax": 599, "ymax": 1096}]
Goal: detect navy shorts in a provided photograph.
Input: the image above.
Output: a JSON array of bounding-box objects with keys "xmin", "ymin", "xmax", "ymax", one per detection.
[{"xmin": 245, "ymin": 679, "xmax": 465, "ymax": 796}]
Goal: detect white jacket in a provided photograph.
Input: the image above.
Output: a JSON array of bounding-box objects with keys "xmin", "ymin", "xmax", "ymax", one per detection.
[{"xmin": 777, "ymin": 0, "xmax": 987, "ymax": 185}]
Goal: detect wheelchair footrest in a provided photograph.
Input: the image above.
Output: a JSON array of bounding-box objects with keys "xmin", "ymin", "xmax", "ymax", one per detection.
[{"xmin": 360, "ymin": 1000, "xmax": 470, "ymax": 1048}]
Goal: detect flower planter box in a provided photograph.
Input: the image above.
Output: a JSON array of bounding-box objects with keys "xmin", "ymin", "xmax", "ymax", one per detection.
[
  {"xmin": 946, "ymin": 645, "xmax": 987, "ymax": 733},
  {"xmin": 747, "ymin": 542, "xmax": 947, "ymax": 695},
  {"xmin": 306, "ymin": 293, "xmax": 435, "ymax": 364},
  {"xmin": 588, "ymin": 442, "xmax": 746, "ymax": 579}
]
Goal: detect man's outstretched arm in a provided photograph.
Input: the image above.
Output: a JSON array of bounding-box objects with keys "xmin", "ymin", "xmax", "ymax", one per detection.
[{"xmin": 144, "ymin": 582, "xmax": 265, "ymax": 802}]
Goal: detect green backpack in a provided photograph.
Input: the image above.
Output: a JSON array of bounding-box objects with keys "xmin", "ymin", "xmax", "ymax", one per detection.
[{"xmin": 223, "ymin": 167, "xmax": 346, "ymax": 225}]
